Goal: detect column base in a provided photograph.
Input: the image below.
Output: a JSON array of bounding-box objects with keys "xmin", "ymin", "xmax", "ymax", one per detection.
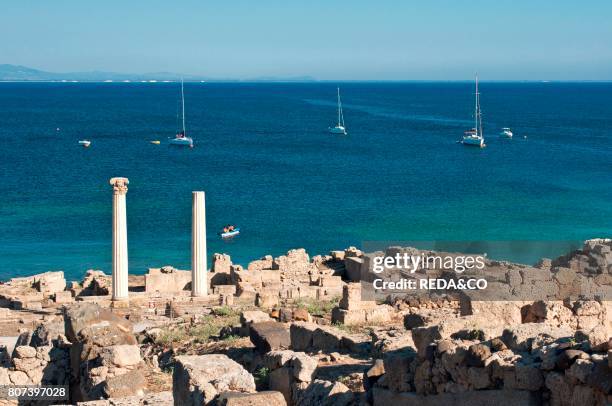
[{"xmin": 111, "ymin": 298, "xmax": 130, "ymax": 308}]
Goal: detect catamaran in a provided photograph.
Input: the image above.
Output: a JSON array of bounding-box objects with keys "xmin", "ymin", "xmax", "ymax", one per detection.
[
  {"xmin": 329, "ymin": 87, "xmax": 347, "ymax": 135},
  {"xmin": 169, "ymin": 79, "xmax": 194, "ymax": 147},
  {"xmin": 462, "ymin": 75, "xmax": 485, "ymax": 148},
  {"xmin": 500, "ymin": 127, "xmax": 513, "ymax": 138}
]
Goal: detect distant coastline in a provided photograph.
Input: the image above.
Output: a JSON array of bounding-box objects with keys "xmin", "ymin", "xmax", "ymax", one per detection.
[{"xmin": 1, "ymin": 64, "xmax": 611, "ymax": 83}]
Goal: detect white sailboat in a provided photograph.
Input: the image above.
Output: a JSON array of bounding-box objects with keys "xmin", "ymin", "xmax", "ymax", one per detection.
[
  {"xmin": 462, "ymin": 75, "xmax": 485, "ymax": 148},
  {"xmin": 169, "ymin": 79, "xmax": 194, "ymax": 147},
  {"xmin": 329, "ymin": 87, "xmax": 347, "ymax": 135}
]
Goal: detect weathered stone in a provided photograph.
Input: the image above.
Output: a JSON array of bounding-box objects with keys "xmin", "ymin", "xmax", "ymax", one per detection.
[
  {"xmin": 8, "ymin": 370, "xmax": 30, "ymax": 385},
  {"xmin": 173, "ymin": 354, "xmax": 255, "ymax": 406},
  {"xmin": 556, "ymin": 349, "xmax": 589, "ymax": 370},
  {"xmin": 144, "ymin": 267, "xmax": 191, "ymax": 293},
  {"xmin": 586, "ymin": 358, "xmax": 612, "ymax": 394},
  {"xmin": 249, "ymin": 322, "xmax": 290, "ymax": 354},
  {"xmin": 292, "ymin": 308, "xmax": 311, "ymax": 322},
  {"xmin": 240, "ymin": 310, "xmax": 272, "ymax": 326},
  {"xmin": 64, "ymin": 303, "xmax": 133, "ymax": 343},
  {"xmin": 504, "ymin": 364, "xmax": 543, "ymax": 391},
  {"xmin": 404, "ymin": 313, "xmax": 428, "ymax": 330},
  {"xmin": 383, "ymin": 348, "xmax": 417, "ymax": 392},
  {"xmin": 217, "ymin": 391, "xmax": 287, "ymax": 406},
  {"xmin": 102, "ymin": 369, "xmax": 146, "ymax": 399},
  {"xmin": 372, "ymin": 388, "xmax": 540, "ymax": 406},
  {"xmin": 14, "ymin": 345, "xmax": 37, "ymax": 359},
  {"xmin": 566, "ymin": 358, "xmax": 594, "ymax": 384},
  {"xmin": 465, "ymin": 343, "xmax": 491, "ymax": 367},
  {"xmin": 367, "ymin": 359, "xmax": 385, "ymax": 378},
  {"xmin": 294, "ymin": 379, "xmax": 353, "ymax": 406},
  {"xmin": 345, "ymin": 257, "xmax": 364, "ymax": 282},
  {"xmin": 501, "ymin": 323, "xmax": 573, "ymax": 352},
  {"xmin": 268, "ymin": 367, "xmax": 292, "ymax": 403},
  {"xmin": 101, "ymin": 345, "xmax": 141, "ymax": 367},
  {"xmin": 290, "ymin": 322, "xmax": 317, "ymax": 351},
  {"xmin": 312, "ymin": 326, "xmax": 343, "ymax": 352}
]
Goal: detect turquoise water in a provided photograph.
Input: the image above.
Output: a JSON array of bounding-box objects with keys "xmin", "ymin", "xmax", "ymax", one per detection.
[{"xmin": 0, "ymin": 82, "xmax": 611, "ymax": 280}]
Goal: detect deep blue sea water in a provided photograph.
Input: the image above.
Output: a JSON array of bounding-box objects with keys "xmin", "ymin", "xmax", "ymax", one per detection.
[{"xmin": 1, "ymin": 82, "xmax": 611, "ymax": 280}]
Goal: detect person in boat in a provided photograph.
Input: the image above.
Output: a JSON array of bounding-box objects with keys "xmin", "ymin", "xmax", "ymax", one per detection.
[
  {"xmin": 228, "ymin": 225, "xmax": 235, "ymax": 232},
  {"xmin": 177, "ymin": 131, "xmax": 185, "ymax": 139},
  {"xmin": 223, "ymin": 226, "xmax": 229, "ymax": 233}
]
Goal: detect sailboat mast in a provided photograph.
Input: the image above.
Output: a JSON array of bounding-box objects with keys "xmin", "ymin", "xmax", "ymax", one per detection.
[
  {"xmin": 474, "ymin": 75, "xmax": 479, "ymax": 136},
  {"xmin": 337, "ymin": 87, "xmax": 341, "ymax": 126},
  {"xmin": 181, "ymin": 79, "xmax": 186, "ymax": 135}
]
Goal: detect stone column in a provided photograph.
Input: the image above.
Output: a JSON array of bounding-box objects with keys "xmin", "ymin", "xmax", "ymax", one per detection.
[
  {"xmin": 110, "ymin": 177, "xmax": 129, "ymax": 301},
  {"xmin": 191, "ymin": 191, "xmax": 207, "ymax": 297}
]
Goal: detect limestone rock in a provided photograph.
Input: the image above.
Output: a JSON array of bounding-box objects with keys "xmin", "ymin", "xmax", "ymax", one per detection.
[
  {"xmin": 501, "ymin": 323, "xmax": 573, "ymax": 352},
  {"xmin": 240, "ymin": 310, "xmax": 272, "ymax": 326},
  {"xmin": 294, "ymin": 379, "xmax": 353, "ymax": 406},
  {"xmin": 101, "ymin": 345, "xmax": 142, "ymax": 368},
  {"xmin": 217, "ymin": 391, "xmax": 287, "ymax": 406},
  {"xmin": 290, "ymin": 322, "xmax": 317, "ymax": 351},
  {"xmin": 13, "ymin": 345, "xmax": 36, "ymax": 359},
  {"xmin": 249, "ymin": 322, "xmax": 291, "ymax": 354},
  {"xmin": 173, "ymin": 354, "xmax": 256, "ymax": 405},
  {"xmin": 102, "ymin": 369, "xmax": 146, "ymax": 399}
]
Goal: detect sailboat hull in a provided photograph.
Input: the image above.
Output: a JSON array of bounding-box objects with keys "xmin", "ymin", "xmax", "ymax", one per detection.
[
  {"xmin": 329, "ymin": 125, "xmax": 347, "ymax": 134},
  {"xmin": 169, "ymin": 137, "xmax": 193, "ymax": 146},
  {"xmin": 462, "ymin": 136, "xmax": 484, "ymax": 147}
]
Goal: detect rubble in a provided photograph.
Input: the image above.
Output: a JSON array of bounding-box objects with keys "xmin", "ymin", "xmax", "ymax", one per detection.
[{"xmin": 0, "ymin": 242, "xmax": 608, "ymax": 405}]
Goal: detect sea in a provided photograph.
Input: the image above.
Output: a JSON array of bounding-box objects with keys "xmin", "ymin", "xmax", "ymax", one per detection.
[{"xmin": 1, "ymin": 81, "xmax": 611, "ymax": 281}]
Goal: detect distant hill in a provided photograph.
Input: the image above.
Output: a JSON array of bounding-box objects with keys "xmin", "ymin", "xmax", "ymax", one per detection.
[{"xmin": 0, "ymin": 64, "xmax": 316, "ymax": 82}]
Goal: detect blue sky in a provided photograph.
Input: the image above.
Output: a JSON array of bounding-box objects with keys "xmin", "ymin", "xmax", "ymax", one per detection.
[{"xmin": 2, "ymin": 0, "xmax": 611, "ymax": 80}]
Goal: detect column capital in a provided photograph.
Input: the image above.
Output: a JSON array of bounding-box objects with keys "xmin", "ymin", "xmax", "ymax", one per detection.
[{"xmin": 110, "ymin": 177, "xmax": 129, "ymax": 195}]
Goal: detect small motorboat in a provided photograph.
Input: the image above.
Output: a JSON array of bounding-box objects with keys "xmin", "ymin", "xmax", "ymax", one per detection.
[
  {"xmin": 78, "ymin": 140, "xmax": 91, "ymax": 148},
  {"xmin": 500, "ymin": 128, "xmax": 513, "ymax": 138},
  {"xmin": 219, "ymin": 226, "xmax": 240, "ymax": 239}
]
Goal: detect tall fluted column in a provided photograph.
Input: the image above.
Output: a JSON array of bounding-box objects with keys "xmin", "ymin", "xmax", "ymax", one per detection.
[
  {"xmin": 110, "ymin": 177, "xmax": 129, "ymax": 301},
  {"xmin": 191, "ymin": 191, "xmax": 207, "ymax": 297}
]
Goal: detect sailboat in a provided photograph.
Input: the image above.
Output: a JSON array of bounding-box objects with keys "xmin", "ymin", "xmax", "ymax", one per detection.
[
  {"xmin": 461, "ymin": 75, "xmax": 485, "ymax": 148},
  {"xmin": 169, "ymin": 79, "xmax": 194, "ymax": 147},
  {"xmin": 329, "ymin": 87, "xmax": 347, "ymax": 135}
]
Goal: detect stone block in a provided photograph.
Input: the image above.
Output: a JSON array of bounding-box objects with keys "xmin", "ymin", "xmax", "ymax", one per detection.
[
  {"xmin": 249, "ymin": 322, "xmax": 290, "ymax": 354},
  {"xmin": 290, "ymin": 322, "xmax": 317, "ymax": 351},
  {"xmin": 312, "ymin": 326, "xmax": 343, "ymax": 352},
  {"xmin": 217, "ymin": 391, "xmax": 287, "ymax": 406},
  {"xmin": 102, "ymin": 369, "xmax": 145, "ymax": 399},
  {"xmin": 101, "ymin": 344, "xmax": 141, "ymax": 368},
  {"xmin": 173, "ymin": 354, "xmax": 255, "ymax": 405},
  {"xmin": 144, "ymin": 268, "xmax": 191, "ymax": 293},
  {"xmin": 54, "ymin": 291, "xmax": 73, "ymax": 304},
  {"xmin": 331, "ymin": 308, "xmax": 366, "ymax": 325},
  {"xmin": 240, "ymin": 310, "xmax": 272, "ymax": 326},
  {"xmin": 344, "ymin": 257, "xmax": 364, "ymax": 282}
]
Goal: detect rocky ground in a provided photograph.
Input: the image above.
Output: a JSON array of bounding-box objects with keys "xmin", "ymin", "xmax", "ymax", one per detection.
[{"xmin": 0, "ymin": 239, "xmax": 609, "ymax": 405}]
